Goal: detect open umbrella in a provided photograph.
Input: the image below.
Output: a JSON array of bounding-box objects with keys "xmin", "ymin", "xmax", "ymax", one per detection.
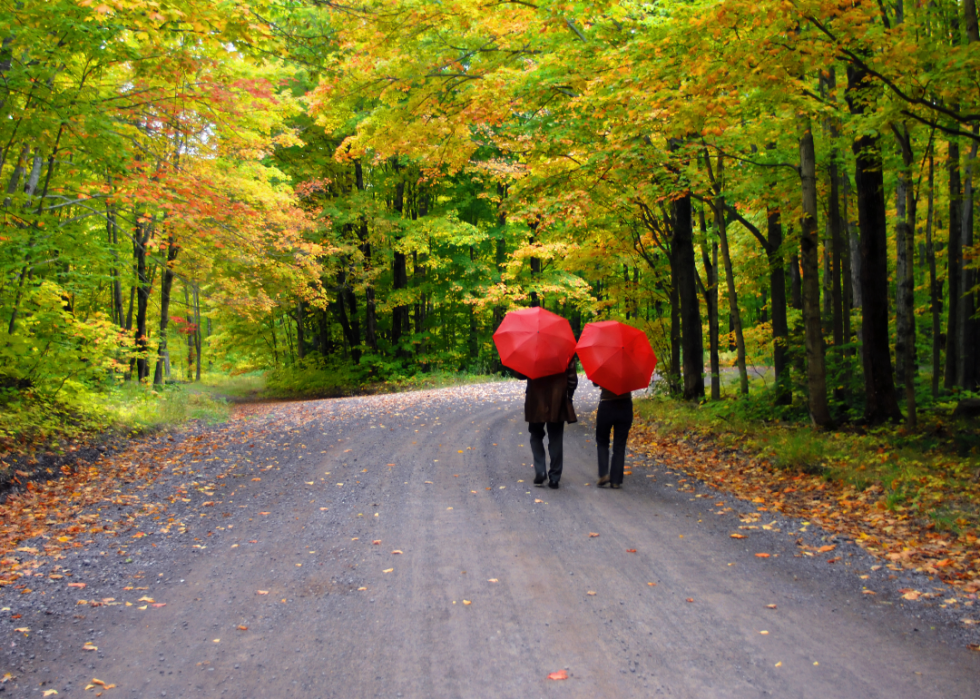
[
  {"xmin": 576, "ymin": 320, "xmax": 657, "ymax": 394},
  {"xmin": 493, "ymin": 307, "xmax": 577, "ymax": 379}
]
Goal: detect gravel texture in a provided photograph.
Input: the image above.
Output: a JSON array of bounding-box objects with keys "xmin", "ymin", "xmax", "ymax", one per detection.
[{"xmin": 0, "ymin": 381, "xmax": 978, "ymax": 697}]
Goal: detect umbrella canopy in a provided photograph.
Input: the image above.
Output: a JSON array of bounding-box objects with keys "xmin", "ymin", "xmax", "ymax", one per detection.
[
  {"xmin": 576, "ymin": 320, "xmax": 657, "ymax": 394},
  {"xmin": 493, "ymin": 307, "xmax": 577, "ymax": 379}
]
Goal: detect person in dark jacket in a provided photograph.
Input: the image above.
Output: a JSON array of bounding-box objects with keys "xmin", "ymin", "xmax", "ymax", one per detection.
[
  {"xmin": 594, "ymin": 385, "xmax": 632, "ymax": 489},
  {"xmin": 519, "ymin": 357, "xmax": 578, "ymax": 489}
]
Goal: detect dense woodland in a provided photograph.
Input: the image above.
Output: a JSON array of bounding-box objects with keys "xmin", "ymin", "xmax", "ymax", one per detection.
[{"xmin": 2, "ymin": 0, "xmax": 980, "ymax": 433}]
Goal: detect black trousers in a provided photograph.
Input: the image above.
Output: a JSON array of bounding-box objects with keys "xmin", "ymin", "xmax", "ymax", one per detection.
[
  {"xmin": 528, "ymin": 421, "xmax": 564, "ymax": 482},
  {"xmin": 596, "ymin": 400, "xmax": 633, "ymax": 485}
]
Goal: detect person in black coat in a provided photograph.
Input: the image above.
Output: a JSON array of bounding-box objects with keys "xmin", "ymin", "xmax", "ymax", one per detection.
[
  {"xmin": 517, "ymin": 357, "xmax": 578, "ymax": 489},
  {"xmin": 594, "ymin": 385, "xmax": 632, "ymax": 489}
]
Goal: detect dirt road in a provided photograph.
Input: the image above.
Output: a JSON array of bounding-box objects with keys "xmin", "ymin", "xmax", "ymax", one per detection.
[{"xmin": 2, "ymin": 382, "xmax": 978, "ymax": 697}]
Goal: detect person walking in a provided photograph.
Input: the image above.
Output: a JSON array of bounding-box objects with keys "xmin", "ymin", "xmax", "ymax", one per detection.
[
  {"xmin": 594, "ymin": 385, "xmax": 633, "ymax": 489},
  {"xmin": 521, "ymin": 357, "xmax": 578, "ymax": 489}
]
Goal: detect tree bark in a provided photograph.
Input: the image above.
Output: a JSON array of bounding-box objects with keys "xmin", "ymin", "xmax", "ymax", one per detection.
[
  {"xmin": 847, "ymin": 65, "xmax": 902, "ymax": 423},
  {"xmin": 924, "ymin": 152, "xmax": 941, "ymax": 398},
  {"xmin": 767, "ymin": 206, "xmax": 792, "ymax": 405},
  {"xmin": 698, "ymin": 207, "xmax": 721, "ymax": 400},
  {"xmin": 957, "ymin": 133, "xmax": 979, "ymax": 389},
  {"xmin": 945, "ymin": 138, "xmax": 962, "ymax": 389},
  {"xmin": 134, "ymin": 221, "xmax": 153, "ymax": 381},
  {"xmin": 708, "ymin": 155, "xmax": 748, "ymax": 395},
  {"xmin": 152, "ymin": 236, "xmax": 179, "ymax": 386},
  {"xmin": 673, "ymin": 192, "xmax": 704, "ymax": 400},
  {"xmin": 893, "ymin": 123, "xmax": 917, "ymax": 425},
  {"xmin": 354, "ymin": 160, "xmax": 377, "ymax": 352},
  {"xmin": 391, "ymin": 164, "xmax": 409, "ymax": 355},
  {"xmin": 296, "ymin": 301, "xmax": 306, "ymax": 361},
  {"xmin": 798, "ymin": 116, "xmax": 832, "ymax": 427}
]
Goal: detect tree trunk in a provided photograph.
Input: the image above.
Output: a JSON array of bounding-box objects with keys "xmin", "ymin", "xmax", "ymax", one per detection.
[
  {"xmin": 945, "ymin": 138, "xmax": 962, "ymax": 389},
  {"xmin": 847, "ymin": 65, "xmax": 902, "ymax": 423},
  {"xmin": 134, "ymin": 223, "xmax": 152, "ymax": 381},
  {"xmin": 767, "ymin": 206, "xmax": 792, "ymax": 405},
  {"xmin": 193, "ymin": 285, "xmax": 202, "ymax": 382},
  {"xmin": 789, "ymin": 251, "xmax": 803, "ymax": 309},
  {"xmin": 152, "ymin": 237, "xmax": 179, "ymax": 386},
  {"xmin": 673, "ymin": 192, "xmax": 704, "ymax": 400},
  {"xmin": 798, "ymin": 116, "xmax": 832, "ymax": 427},
  {"xmin": 925, "ymin": 152, "xmax": 941, "ymax": 398},
  {"xmin": 842, "ymin": 174, "xmax": 862, "ymax": 311},
  {"xmin": 712, "ymin": 159, "xmax": 748, "ymax": 395},
  {"xmin": 296, "ymin": 301, "xmax": 306, "ymax": 361},
  {"xmin": 957, "ymin": 133, "xmax": 979, "ymax": 390},
  {"xmin": 893, "ymin": 123, "xmax": 917, "ymax": 425},
  {"xmin": 355, "ymin": 160, "xmax": 377, "ymax": 352},
  {"xmin": 699, "ymin": 207, "xmax": 721, "ymax": 400},
  {"xmin": 391, "ymin": 164, "xmax": 409, "ymax": 355}
]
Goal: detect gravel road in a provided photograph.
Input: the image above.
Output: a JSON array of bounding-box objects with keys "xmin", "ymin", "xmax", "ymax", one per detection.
[{"xmin": 1, "ymin": 381, "xmax": 978, "ymax": 697}]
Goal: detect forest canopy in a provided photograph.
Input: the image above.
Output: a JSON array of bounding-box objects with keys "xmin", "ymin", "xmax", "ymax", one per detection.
[{"xmin": 2, "ymin": 0, "xmax": 980, "ymax": 439}]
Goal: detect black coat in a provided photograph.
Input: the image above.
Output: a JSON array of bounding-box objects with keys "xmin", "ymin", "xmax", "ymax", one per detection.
[{"xmin": 521, "ymin": 360, "xmax": 578, "ymax": 424}]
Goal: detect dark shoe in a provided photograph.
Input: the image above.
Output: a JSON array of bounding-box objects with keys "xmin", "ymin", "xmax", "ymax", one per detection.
[
  {"xmin": 596, "ymin": 475, "xmax": 610, "ymax": 488},
  {"xmin": 533, "ymin": 474, "xmax": 546, "ymax": 486},
  {"xmin": 547, "ymin": 480, "xmax": 560, "ymax": 490},
  {"xmin": 610, "ymin": 483, "xmax": 621, "ymax": 489}
]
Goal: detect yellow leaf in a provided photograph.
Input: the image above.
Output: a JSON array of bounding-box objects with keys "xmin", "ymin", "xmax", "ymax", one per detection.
[
  {"xmin": 391, "ymin": 550, "xmax": 403, "ymax": 555},
  {"xmin": 462, "ymin": 600, "xmax": 472, "ymax": 605},
  {"xmin": 82, "ymin": 643, "xmax": 98, "ymax": 651},
  {"xmin": 383, "ymin": 568, "xmax": 394, "ymax": 573},
  {"xmin": 43, "ymin": 691, "xmax": 59, "ymax": 697}
]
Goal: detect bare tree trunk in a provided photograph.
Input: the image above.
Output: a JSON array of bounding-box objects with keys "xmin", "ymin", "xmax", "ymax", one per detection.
[
  {"xmin": 957, "ymin": 132, "xmax": 979, "ymax": 390},
  {"xmin": 153, "ymin": 237, "xmax": 179, "ymax": 386},
  {"xmin": 924, "ymin": 152, "xmax": 941, "ymax": 398},
  {"xmin": 767, "ymin": 206, "xmax": 792, "ymax": 405},
  {"xmin": 799, "ymin": 115, "xmax": 832, "ymax": 427},
  {"xmin": 893, "ymin": 123, "xmax": 917, "ymax": 425},
  {"xmin": 847, "ymin": 65, "xmax": 902, "ymax": 423},
  {"xmin": 708, "ymin": 155, "xmax": 748, "ymax": 395},
  {"xmin": 698, "ymin": 207, "xmax": 721, "ymax": 400},
  {"xmin": 945, "ymin": 138, "xmax": 962, "ymax": 389},
  {"xmin": 296, "ymin": 301, "xmax": 306, "ymax": 361},
  {"xmin": 673, "ymin": 192, "xmax": 704, "ymax": 400},
  {"xmin": 842, "ymin": 174, "xmax": 862, "ymax": 311}
]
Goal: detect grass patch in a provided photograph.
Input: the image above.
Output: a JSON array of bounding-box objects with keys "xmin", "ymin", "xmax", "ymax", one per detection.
[
  {"xmin": 635, "ymin": 395, "xmax": 980, "ymax": 532},
  {"xmin": 0, "ymin": 381, "xmax": 230, "ymax": 462}
]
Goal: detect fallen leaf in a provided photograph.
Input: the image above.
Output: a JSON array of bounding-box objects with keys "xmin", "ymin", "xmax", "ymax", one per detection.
[
  {"xmin": 760, "ymin": 630, "xmax": 769, "ymax": 635},
  {"xmin": 730, "ymin": 533, "xmax": 747, "ymax": 539},
  {"xmin": 587, "ymin": 591, "xmax": 596, "ymax": 596},
  {"xmin": 259, "ymin": 512, "xmax": 270, "ymax": 516},
  {"xmin": 138, "ymin": 596, "xmax": 155, "ymax": 603},
  {"xmin": 151, "ymin": 603, "xmax": 166, "ymax": 608},
  {"xmin": 902, "ymin": 590, "xmax": 921, "ymax": 601},
  {"xmin": 647, "ymin": 582, "xmax": 657, "ymax": 586},
  {"xmin": 357, "ymin": 587, "xmax": 367, "ymax": 591},
  {"xmin": 91, "ymin": 679, "xmax": 107, "ymax": 687},
  {"xmin": 686, "ymin": 598, "xmax": 695, "ymax": 603},
  {"xmin": 817, "ymin": 545, "xmax": 836, "ymax": 553},
  {"xmin": 462, "ymin": 600, "xmax": 471, "ymax": 605},
  {"xmin": 373, "ymin": 540, "xmax": 382, "ymax": 545},
  {"xmin": 547, "ymin": 670, "xmax": 568, "ymax": 681},
  {"xmin": 14, "ymin": 627, "xmax": 29, "ymax": 633},
  {"xmin": 766, "ymin": 604, "xmax": 777, "ymax": 609},
  {"xmin": 213, "ymin": 639, "xmax": 220, "ymax": 643},
  {"xmin": 755, "ymin": 553, "xmax": 771, "ymax": 558},
  {"xmin": 391, "ymin": 550, "xmax": 403, "ymax": 555},
  {"xmin": 383, "ymin": 568, "xmax": 393, "ymax": 573},
  {"xmin": 775, "ymin": 661, "xmax": 782, "ymax": 667},
  {"xmin": 487, "ymin": 579, "xmax": 498, "ymax": 583},
  {"xmin": 43, "ymin": 691, "xmax": 59, "ymax": 697},
  {"xmin": 237, "ymin": 626, "xmax": 248, "ymax": 631},
  {"xmin": 626, "ymin": 549, "xmax": 637, "ymax": 553},
  {"xmin": 589, "ymin": 533, "xmax": 599, "ymax": 538},
  {"xmin": 256, "ymin": 590, "xmax": 269, "ymax": 595},
  {"xmin": 67, "ymin": 582, "xmax": 86, "ymax": 589},
  {"xmin": 82, "ymin": 643, "xmax": 98, "ymax": 651}
]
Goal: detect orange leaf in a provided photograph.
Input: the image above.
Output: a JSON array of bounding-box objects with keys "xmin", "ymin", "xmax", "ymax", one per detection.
[
  {"xmin": 817, "ymin": 545, "xmax": 835, "ymax": 553},
  {"xmin": 67, "ymin": 583, "xmax": 86, "ymax": 589},
  {"xmin": 730, "ymin": 533, "xmax": 746, "ymax": 539},
  {"xmin": 626, "ymin": 549, "xmax": 637, "ymax": 553},
  {"xmin": 755, "ymin": 553, "xmax": 770, "ymax": 558},
  {"xmin": 237, "ymin": 626, "xmax": 248, "ymax": 631},
  {"xmin": 588, "ymin": 533, "xmax": 599, "ymax": 538},
  {"xmin": 686, "ymin": 598, "xmax": 695, "ymax": 603},
  {"xmin": 547, "ymin": 670, "xmax": 568, "ymax": 681}
]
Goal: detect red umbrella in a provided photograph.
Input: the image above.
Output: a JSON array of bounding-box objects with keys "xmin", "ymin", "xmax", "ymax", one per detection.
[
  {"xmin": 493, "ymin": 307, "xmax": 577, "ymax": 379},
  {"xmin": 576, "ymin": 320, "xmax": 657, "ymax": 394}
]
